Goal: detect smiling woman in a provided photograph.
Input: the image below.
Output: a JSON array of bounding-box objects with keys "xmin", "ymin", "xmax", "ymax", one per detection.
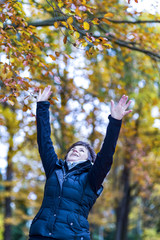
[
  {"xmin": 66, "ymin": 145, "xmax": 89, "ymax": 162},
  {"xmin": 65, "ymin": 141, "xmax": 96, "ymax": 163},
  {"xmin": 28, "ymin": 85, "xmax": 132, "ymax": 240}
]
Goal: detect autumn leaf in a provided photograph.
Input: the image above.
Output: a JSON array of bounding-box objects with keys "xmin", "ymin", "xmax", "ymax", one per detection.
[
  {"xmin": 63, "ymin": 36, "xmax": 67, "ymax": 44},
  {"xmin": 67, "ymin": 17, "xmax": 73, "ymax": 24},
  {"xmin": 83, "ymin": 22, "xmax": 90, "ymax": 30},
  {"xmin": 101, "ymin": 18, "xmax": 111, "ymax": 24},
  {"xmin": 82, "ymin": 42, "xmax": 88, "ymax": 47},
  {"xmin": 86, "ymin": 37, "xmax": 92, "ymax": 42},
  {"xmin": 54, "ymin": 22, "xmax": 59, "ymax": 28},
  {"xmin": 52, "ymin": 96, "xmax": 58, "ymax": 101},
  {"xmin": 49, "ymin": 97, "xmax": 59, "ymax": 105},
  {"xmin": 74, "ymin": 31, "xmax": 80, "ymax": 39},
  {"xmin": 103, "ymin": 43, "xmax": 112, "ymax": 48},
  {"xmin": 75, "ymin": 7, "xmax": 81, "ymax": 17},
  {"xmin": 23, "ymin": 105, "xmax": 31, "ymax": 112},
  {"xmin": 61, "ymin": 21, "xmax": 68, "ymax": 28},
  {"xmin": 68, "ymin": 23, "xmax": 74, "ymax": 31},
  {"xmin": 55, "ymin": 51, "xmax": 60, "ymax": 57},
  {"xmin": 49, "ymin": 55, "xmax": 56, "ymax": 61},
  {"xmin": 58, "ymin": 1, "xmax": 64, "ymax": 8},
  {"xmin": 104, "ymin": 13, "xmax": 114, "ymax": 18}
]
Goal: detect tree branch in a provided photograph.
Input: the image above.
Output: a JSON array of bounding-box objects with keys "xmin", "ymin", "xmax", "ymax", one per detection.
[
  {"xmin": 27, "ymin": 18, "xmax": 160, "ymax": 61},
  {"xmin": 98, "ymin": 25, "xmax": 160, "ymax": 61},
  {"xmin": 28, "ymin": 17, "xmax": 67, "ymax": 27},
  {"xmin": 99, "ymin": 18, "xmax": 160, "ymax": 24}
]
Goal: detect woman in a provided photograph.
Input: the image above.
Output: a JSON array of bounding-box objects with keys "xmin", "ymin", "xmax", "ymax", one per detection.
[{"xmin": 28, "ymin": 85, "xmax": 132, "ymax": 240}]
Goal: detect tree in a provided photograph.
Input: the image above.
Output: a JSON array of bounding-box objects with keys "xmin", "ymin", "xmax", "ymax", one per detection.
[{"xmin": 0, "ymin": 0, "xmax": 160, "ymax": 106}]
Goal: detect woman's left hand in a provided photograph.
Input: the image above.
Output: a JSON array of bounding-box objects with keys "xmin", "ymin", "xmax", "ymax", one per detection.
[
  {"xmin": 37, "ymin": 85, "xmax": 52, "ymax": 102},
  {"xmin": 111, "ymin": 95, "xmax": 132, "ymax": 120}
]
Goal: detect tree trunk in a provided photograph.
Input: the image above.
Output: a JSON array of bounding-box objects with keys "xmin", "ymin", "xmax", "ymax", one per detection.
[
  {"xmin": 99, "ymin": 226, "xmax": 104, "ymax": 240},
  {"xmin": 4, "ymin": 153, "xmax": 13, "ymax": 240},
  {"xmin": 115, "ymin": 166, "xmax": 131, "ymax": 240}
]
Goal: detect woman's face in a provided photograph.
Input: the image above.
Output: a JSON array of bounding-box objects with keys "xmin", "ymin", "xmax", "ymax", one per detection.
[{"xmin": 66, "ymin": 145, "xmax": 89, "ymax": 162}]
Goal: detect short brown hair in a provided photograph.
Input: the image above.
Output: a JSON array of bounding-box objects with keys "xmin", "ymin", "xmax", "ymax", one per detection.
[{"xmin": 65, "ymin": 141, "xmax": 96, "ymax": 163}]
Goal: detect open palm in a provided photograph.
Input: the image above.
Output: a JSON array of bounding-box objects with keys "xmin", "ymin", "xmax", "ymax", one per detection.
[
  {"xmin": 111, "ymin": 95, "xmax": 132, "ymax": 120},
  {"xmin": 37, "ymin": 85, "xmax": 52, "ymax": 102}
]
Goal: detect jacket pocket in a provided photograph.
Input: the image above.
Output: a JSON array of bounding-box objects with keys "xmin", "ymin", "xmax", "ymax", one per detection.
[
  {"xmin": 67, "ymin": 213, "xmax": 81, "ymax": 232},
  {"xmin": 67, "ymin": 213, "xmax": 89, "ymax": 233},
  {"xmin": 79, "ymin": 215, "xmax": 89, "ymax": 230}
]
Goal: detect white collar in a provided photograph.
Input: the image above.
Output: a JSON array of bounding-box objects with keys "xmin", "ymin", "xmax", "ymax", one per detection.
[{"xmin": 66, "ymin": 160, "xmax": 88, "ymax": 170}]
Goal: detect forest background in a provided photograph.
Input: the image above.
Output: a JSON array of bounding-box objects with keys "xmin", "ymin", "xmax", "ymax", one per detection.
[{"xmin": 0, "ymin": 0, "xmax": 160, "ymax": 240}]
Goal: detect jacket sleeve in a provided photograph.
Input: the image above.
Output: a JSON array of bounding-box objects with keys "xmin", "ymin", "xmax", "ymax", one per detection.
[
  {"xmin": 88, "ymin": 115, "xmax": 122, "ymax": 193},
  {"xmin": 36, "ymin": 101, "xmax": 58, "ymax": 178}
]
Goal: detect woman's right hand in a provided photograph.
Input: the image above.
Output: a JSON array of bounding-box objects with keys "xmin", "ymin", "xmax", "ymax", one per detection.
[{"xmin": 37, "ymin": 85, "xmax": 52, "ymax": 102}]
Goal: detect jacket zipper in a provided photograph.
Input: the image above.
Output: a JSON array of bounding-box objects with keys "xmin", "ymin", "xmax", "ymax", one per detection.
[{"xmin": 63, "ymin": 163, "xmax": 91, "ymax": 181}]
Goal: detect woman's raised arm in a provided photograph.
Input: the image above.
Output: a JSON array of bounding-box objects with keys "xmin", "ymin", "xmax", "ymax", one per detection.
[
  {"xmin": 36, "ymin": 86, "xmax": 58, "ymax": 178},
  {"xmin": 88, "ymin": 95, "xmax": 132, "ymax": 194}
]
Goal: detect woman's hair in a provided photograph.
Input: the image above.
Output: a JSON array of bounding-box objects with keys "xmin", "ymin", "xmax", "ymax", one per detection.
[{"xmin": 64, "ymin": 141, "xmax": 96, "ymax": 163}]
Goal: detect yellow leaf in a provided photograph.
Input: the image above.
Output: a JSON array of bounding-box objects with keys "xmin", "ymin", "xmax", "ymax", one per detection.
[
  {"xmin": 0, "ymin": 22, "xmax": 3, "ymax": 28},
  {"xmin": 16, "ymin": 2, "xmax": 23, "ymax": 8},
  {"xmin": 103, "ymin": 43, "xmax": 112, "ymax": 48},
  {"xmin": 86, "ymin": 37, "xmax": 92, "ymax": 42},
  {"xmin": 58, "ymin": 1, "xmax": 64, "ymax": 7},
  {"xmin": 23, "ymin": 31, "xmax": 31, "ymax": 37},
  {"xmin": 13, "ymin": 4, "xmax": 22, "ymax": 12},
  {"xmin": 67, "ymin": 17, "xmax": 73, "ymax": 24},
  {"xmin": 61, "ymin": 21, "xmax": 68, "ymax": 28},
  {"xmin": 54, "ymin": 22, "xmax": 59, "ymax": 28},
  {"xmin": 75, "ymin": 8, "xmax": 81, "ymax": 17},
  {"xmin": 28, "ymin": 25, "xmax": 36, "ymax": 29},
  {"xmin": 82, "ymin": 42, "xmax": 88, "ymax": 47},
  {"xmin": 74, "ymin": 31, "xmax": 80, "ymax": 39},
  {"xmin": 83, "ymin": 22, "xmax": 90, "ymax": 30},
  {"xmin": 104, "ymin": 13, "xmax": 114, "ymax": 18},
  {"xmin": 69, "ymin": 23, "xmax": 73, "ymax": 31}
]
